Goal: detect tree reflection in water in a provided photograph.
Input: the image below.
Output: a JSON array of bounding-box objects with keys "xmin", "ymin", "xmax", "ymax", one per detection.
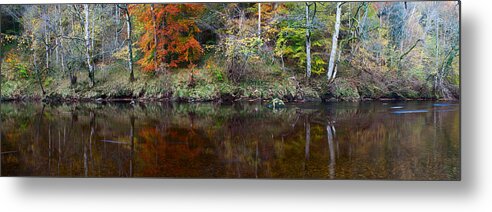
[{"xmin": 0, "ymin": 101, "xmax": 460, "ymax": 180}]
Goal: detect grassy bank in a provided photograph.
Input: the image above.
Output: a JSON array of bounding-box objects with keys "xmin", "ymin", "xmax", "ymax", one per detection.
[{"xmin": 1, "ymin": 60, "xmax": 456, "ymax": 103}]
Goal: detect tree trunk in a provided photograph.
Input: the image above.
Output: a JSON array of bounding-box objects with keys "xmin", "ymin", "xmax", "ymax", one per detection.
[
  {"xmin": 123, "ymin": 5, "xmax": 134, "ymax": 82},
  {"xmin": 258, "ymin": 3, "xmax": 261, "ymax": 37},
  {"xmin": 305, "ymin": 3, "xmax": 312, "ymax": 79},
  {"xmin": 151, "ymin": 4, "xmax": 159, "ymax": 72},
  {"xmin": 114, "ymin": 5, "xmax": 119, "ymax": 48},
  {"xmin": 44, "ymin": 6, "xmax": 50, "ymax": 70},
  {"xmin": 91, "ymin": 6, "xmax": 95, "ymax": 58},
  {"xmin": 280, "ymin": 54, "xmax": 285, "ymax": 72},
  {"xmin": 84, "ymin": 4, "xmax": 95, "ymax": 87},
  {"xmin": 435, "ymin": 12, "xmax": 440, "ymax": 97},
  {"xmin": 55, "ymin": 6, "xmax": 59, "ymax": 66},
  {"xmin": 58, "ymin": 5, "xmax": 65, "ymax": 74},
  {"xmin": 327, "ymin": 2, "xmax": 342, "ymax": 82},
  {"xmin": 33, "ymin": 53, "xmax": 46, "ymax": 95}
]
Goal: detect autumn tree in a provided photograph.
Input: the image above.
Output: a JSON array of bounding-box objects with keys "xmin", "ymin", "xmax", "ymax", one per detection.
[
  {"xmin": 274, "ymin": 2, "xmax": 327, "ymax": 77},
  {"xmin": 131, "ymin": 4, "xmax": 204, "ymax": 72}
]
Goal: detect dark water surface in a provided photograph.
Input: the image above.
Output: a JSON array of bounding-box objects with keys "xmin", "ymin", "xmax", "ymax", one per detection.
[{"xmin": 0, "ymin": 101, "xmax": 460, "ymax": 180}]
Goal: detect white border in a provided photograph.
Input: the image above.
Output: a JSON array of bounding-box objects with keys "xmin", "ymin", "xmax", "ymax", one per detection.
[{"xmin": 2, "ymin": 0, "xmax": 491, "ymax": 212}]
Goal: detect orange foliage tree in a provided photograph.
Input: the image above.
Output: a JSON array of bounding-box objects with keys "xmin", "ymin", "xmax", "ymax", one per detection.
[{"xmin": 131, "ymin": 4, "xmax": 204, "ymax": 72}]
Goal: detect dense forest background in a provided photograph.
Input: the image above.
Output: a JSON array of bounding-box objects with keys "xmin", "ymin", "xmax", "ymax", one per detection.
[{"xmin": 0, "ymin": 2, "xmax": 460, "ymax": 102}]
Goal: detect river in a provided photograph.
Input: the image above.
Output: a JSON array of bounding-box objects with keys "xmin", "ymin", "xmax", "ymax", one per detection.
[{"xmin": 0, "ymin": 101, "xmax": 460, "ymax": 180}]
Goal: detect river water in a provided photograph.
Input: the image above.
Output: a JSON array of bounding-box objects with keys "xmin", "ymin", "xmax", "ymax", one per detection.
[{"xmin": 0, "ymin": 101, "xmax": 460, "ymax": 180}]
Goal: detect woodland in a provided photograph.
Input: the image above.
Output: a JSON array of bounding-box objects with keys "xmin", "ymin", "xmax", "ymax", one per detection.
[{"xmin": 0, "ymin": 2, "xmax": 460, "ymax": 102}]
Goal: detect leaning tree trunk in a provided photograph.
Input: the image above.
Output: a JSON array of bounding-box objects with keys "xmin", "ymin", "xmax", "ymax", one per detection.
[
  {"xmin": 305, "ymin": 3, "xmax": 312, "ymax": 79},
  {"xmin": 327, "ymin": 2, "xmax": 342, "ymax": 82},
  {"xmin": 84, "ymin": 4, "xmax": 95, "ymax": 87}
]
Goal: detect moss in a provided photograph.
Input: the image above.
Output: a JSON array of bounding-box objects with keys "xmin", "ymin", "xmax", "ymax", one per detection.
[
  {"xmin": 189, "ymin": 84, "xmax": 219, "ymax": 101},
  {"xmin": 298, "ymin": 86, "xmax": 321, "ymax": 101},
  {"xmin": 332, "ymin": 79, "xmax": 360, "ymax": 101},
  {"xmin": 358, "ymin": 83, "xmax": 385, "ymax": 99}
]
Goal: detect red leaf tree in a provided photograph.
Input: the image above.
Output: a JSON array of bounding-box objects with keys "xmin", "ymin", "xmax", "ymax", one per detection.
[{"xmin": 131, "ymin": 4, "xmax": 204, "ymax": 72}]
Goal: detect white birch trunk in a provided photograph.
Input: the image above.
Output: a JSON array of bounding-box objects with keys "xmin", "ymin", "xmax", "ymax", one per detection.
[
  {"xmin": 84, "ymin": 4, "xmax": 95, "ymax": 87},
  {"xmin": 305, "ymin": 3, "xmax": 311, "ymax": 78},
  {"xmin": 91, "ymin": 6, "xmax": 95, "ymax": 58},
  {"xmin": 124, "ymin": 5, "xmax": 134, "ymax": 82},
  {"xmin": 327, "ymin": 2, "xmax": 342, "ymax": 81},
  {"xmin": 258, "ymin": 3, "xmax": 261, "ymax": 37}
]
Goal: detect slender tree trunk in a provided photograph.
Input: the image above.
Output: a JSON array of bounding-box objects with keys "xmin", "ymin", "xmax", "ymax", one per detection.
[
  {"xmin": 305, "ymin": 3, "xmax": 312, "ymax": 79},
  {"xmin": 258, "ymin": 3, "xmax": 261, "ymax": 37},
  {"xmin": 378, "ymin": 11, "xmax": 383, "ymax": 73},
  {"xmin": 280, "ymin": 54, "xmax": 285, "ymax": 71},
  {"xmin": 114, "ymin": 5, "xmax": 119, "ymax": 48},
  {"xmin": 91, "ymin": 6, "xmax": 95, "ymax": 58},
  {"xmin": 123, "ymin": 5, "xmax": 134, "ymax": 82},
  {"xmin": 55, "ymin": 6, "xmax": 60, "ymax": 66},
  {"xmin": 84, "ymin": 4, "xmax": 95, "ymax": 87},
  {"xmin": 327, "ymin": 2, "xmax": 342, "ymax": 82},
  {"xmin": 58, "ymin": 5, "xmax": 65, "ymax": 74},
  {"xmin": 434, "ymin": 11, "xmax": 441, "ymax": 98},
  {"xmin": 333, "ymin": 48, "xmax": 341, "ymax": 80},
  {"xmin": 151, "ymin": 4, "xmax": 158, "ymax": 72},
  {"xmin": 33, "ymin": 53, "xmax": 46, "ymax": 95},
  {"xmin": 44, "ymin": 6, "xmax": 50, "ymax": 70}
]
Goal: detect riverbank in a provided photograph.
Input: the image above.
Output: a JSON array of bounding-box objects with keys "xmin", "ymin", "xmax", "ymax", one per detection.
[{"xmin": 1, "ymin": 68, "xmax": 458, "ymax": 103}]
